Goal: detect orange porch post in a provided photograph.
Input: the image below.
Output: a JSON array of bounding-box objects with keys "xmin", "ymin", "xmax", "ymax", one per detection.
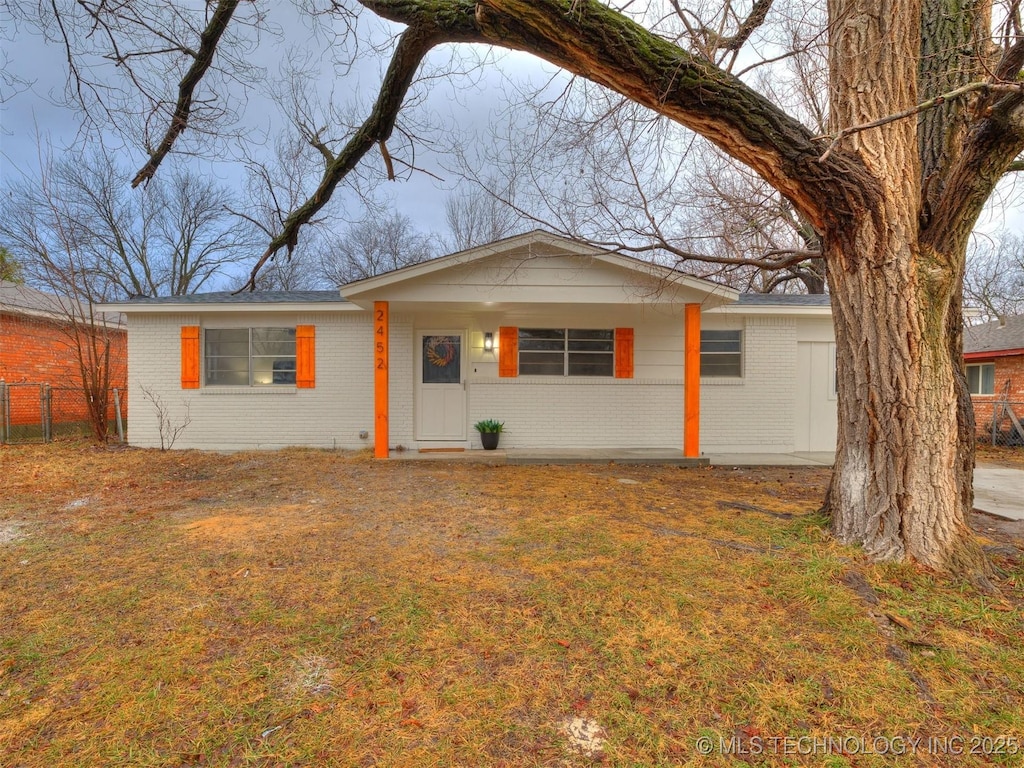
[
  {"xmin": 684, "ymin": 303, "xmax": 701, "ymax": 458},
  {"xmin": 373, "ymin": 301, "xmax": 389, "ymax": 458}
]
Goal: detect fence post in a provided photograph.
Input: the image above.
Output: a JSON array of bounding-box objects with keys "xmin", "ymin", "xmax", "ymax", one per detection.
[
  {"xmin": 113, "ymin": 387, "xmax": 125, "ymax": 443},
  {"xmin": 42, "ymin": 384, "xmax": 51, "ymax": 443},
  {"xmin": 0, "ymin": 381, "xmax": 7, "ymax": 444}
]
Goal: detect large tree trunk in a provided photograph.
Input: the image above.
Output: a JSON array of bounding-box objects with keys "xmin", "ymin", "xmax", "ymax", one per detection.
[
  {"xmin": 822, "ymin": 0, "xmax": 989, "ymax": 573},
  {"xmin": 825, "ymin": 226, "xmax": 982, "ymax": 569}
]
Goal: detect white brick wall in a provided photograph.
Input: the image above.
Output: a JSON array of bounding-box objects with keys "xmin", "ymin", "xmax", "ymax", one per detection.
[
  {"xmin": 127, "ymin": 312, "xmax": 377, "ymax": 451},
  {"xmin": 387, "ymin": 314, "xmax": 415, "ymax": 448},
  {"xmin": 701, "ymin": 316, "xmax": 799, "ymax": 452},
  {"xmin": 125, "ymin": 308, "xmax": 830, "ymax": 454},
  {"xmin": 468, "ymin": 378, "xmax": 683, "ymax": 448}
]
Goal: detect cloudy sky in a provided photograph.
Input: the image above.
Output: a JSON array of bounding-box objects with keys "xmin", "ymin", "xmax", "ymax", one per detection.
[
  {"xmin": 2, "ymin": 3, "xmax": 1019, "ymax": 267},
  {"xmin": 0, "ymin": 5, "xmax": 554, "ymax": 244}
]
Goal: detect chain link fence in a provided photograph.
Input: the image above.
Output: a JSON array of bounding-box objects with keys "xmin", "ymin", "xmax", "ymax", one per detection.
[
  {"xmin": 973, "ymin": 399, "xmax": 1024, "ymax": 448},
  {"xmin": 0, "ymin": 382, "xmax": 126, "ymax": 443}
]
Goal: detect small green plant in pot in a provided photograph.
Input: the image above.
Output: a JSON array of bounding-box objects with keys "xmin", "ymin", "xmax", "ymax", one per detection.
[{"xmin": 473, "ymin": 419, "xmax": 504, "ymax": 450}]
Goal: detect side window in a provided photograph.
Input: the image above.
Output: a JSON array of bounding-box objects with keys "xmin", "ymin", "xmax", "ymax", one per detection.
[
  {"xmin": 966, "ymin": 363, "xmax": 995, "ymax": 395},
  {"xmin": 700, "ymin": 329, "xmax": 742, "ymax": 377}
]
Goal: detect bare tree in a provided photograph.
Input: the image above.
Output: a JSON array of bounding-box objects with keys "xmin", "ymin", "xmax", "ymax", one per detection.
[
  {"xmin": 230, "ymin": 133, "xmax": 340, "ymax": 291},
  {"xmin": 444, "ymin": 180, "xmax": 525, "ymax": 251},
  {"xmin": 139, "ymin": 385, "xmax": 192, "ymax": 450},
  {"xmin": 317, "ymin": 211, "xmax": 437, "ymax": 286},
  {"xmin": 463, "ymin": 44, "xmax": 831, "ymax": 292},
  {"xmin": 965, "ymin": 232, "xmax": 1024, "ymax": 323},
  {"xmin": 153, "ymin": 169, "xmax": 255, "ymax": 295},
  {"xmin": 0, "ymin": 144, "xmax": 250, "ymax": 439},
  {"xmin": 0, "ymin": 161, "xmax": 123, "ymax": 441},
  {"xmin": 15, "ymin": 1, "xmax": 1024, "ymax": 574},
  {"xmin": 2, "ymin": 146, "xmax": 251, "ymax": 299}
]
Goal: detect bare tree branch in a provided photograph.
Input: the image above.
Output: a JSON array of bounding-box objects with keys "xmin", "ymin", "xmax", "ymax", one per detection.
[
  {"xmin": 131, "ymin": 0, "xmax": 243, "ymax": 187},
  {"xmin": 238, "ymin": 21, "xmax": 477, "ymax": 291}
]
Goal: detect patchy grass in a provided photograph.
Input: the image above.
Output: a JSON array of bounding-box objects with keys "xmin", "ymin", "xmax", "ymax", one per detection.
[{"xmin": 1, "ymin": 441, "xmax": 1022, "ymax": 767}]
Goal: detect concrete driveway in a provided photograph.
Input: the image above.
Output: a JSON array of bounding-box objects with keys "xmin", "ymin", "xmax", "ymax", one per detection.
[{"xmin": 974, "ymin": 464, "xmax": 1024, "ymax": 521}]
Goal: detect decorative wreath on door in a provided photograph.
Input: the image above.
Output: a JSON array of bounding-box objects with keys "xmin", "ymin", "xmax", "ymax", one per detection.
[{"xmin": 426, "ymin": 336, "xmax": 457, "ymax": 367}]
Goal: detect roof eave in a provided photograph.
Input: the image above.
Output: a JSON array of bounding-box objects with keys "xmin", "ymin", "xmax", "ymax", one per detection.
[
  {"xmin": 964, "ymin": 348, "xmax": 1024, "ymax": 360},
  {"xmin": 99, "ymin": 301, "xmax": 357, "ymax": 314},
  {"xmin": 705, "ymin": 304, "xmax": 833, "ymax": 316}
]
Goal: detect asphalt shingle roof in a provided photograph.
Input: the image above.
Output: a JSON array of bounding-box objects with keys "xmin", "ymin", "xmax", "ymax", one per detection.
[
  {"xmin": 736, "ymin": 293, "xmax": 831, "ymax": 306},
  {"xmin": 0, "ymin": 280, "xmax": 76, "ymax": 317},
  {"xmin": 964, "ymin": 316, "xmax": 1024, "ymax": 354}
]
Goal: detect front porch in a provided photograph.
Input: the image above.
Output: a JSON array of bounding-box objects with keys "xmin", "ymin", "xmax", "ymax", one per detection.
[{"xmin": 389, "ymin": 447, "xmax": 837, "ymax": 467}]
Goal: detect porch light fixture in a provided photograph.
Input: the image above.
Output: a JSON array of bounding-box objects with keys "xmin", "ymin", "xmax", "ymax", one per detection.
[{"xmin": 483, "ymin": 331, "xmax": 494, "ymax": 351}]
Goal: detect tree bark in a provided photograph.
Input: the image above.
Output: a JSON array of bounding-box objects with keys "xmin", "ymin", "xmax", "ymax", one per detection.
[
  {"xmin": 825, "ymin": 226, "xmax": 983, "ymax": 568},
  {"xmin": 819, "ymin": 0, "xmax": 993, "ymax": 572}
]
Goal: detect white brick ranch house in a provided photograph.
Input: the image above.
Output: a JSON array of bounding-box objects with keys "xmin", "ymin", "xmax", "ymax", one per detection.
[{"xmin": 103, "ymin": 231, "xmax": 837, "ymax": 456}]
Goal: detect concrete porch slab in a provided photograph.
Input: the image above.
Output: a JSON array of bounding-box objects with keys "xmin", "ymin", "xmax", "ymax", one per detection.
[
  {"xmin": 505, "ymin": 448, "xmax": 708, "ymax": 466},
  {"xmin": 704, "ymin": 452, "xmax": 835, "ymax": 467}
]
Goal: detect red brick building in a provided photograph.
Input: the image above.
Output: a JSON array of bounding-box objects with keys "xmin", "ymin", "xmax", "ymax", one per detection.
[
  {"xmin": 1, "ymin": 281, "xmax": 126, "ymax": 430},
  {"xmin": 964, "ymin": 315, "xmax": 1024, "ymax": 445}
]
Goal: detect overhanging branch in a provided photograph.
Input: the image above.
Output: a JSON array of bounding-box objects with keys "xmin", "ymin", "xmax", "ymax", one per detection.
[
  {"xmin": 131, "ymin": 0, "xmax": 242, "ymax": 188},
  {"xmin": 238, "ymin": 24, "xmax": 453, "ymax": 291}
]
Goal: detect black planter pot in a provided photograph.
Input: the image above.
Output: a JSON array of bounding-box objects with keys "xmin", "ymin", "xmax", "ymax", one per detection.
[{"xmin": 479, "ymin": 432, "xmax": 500, "ymax": 450}]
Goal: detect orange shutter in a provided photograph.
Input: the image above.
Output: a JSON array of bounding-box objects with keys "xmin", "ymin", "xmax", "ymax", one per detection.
[
  {"xmin": 499, "ymin": 326, "xmax": 518, "ymax": 377},
  {"xmin": 181, "ymin": 326, "xmax": 200, "ymax": 389},
  {"xmin": 296, "ymin": 325, "xmax": 315, "ymax": 388},
  {"xmin": 615, "ymin": 328, "xmax": 634, "ymax": 378}
]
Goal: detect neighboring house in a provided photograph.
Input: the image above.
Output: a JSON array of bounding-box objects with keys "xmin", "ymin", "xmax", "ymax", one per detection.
[
  {"xmin": 964, "ymin": 315, "xmax": 1024, "ymax": 444},
  {"xmin": 0, "ymin": 280, "xmax": 127, "ymax": 427},
  {"xmin": 103, "ymin": 231, "xmax": 838, "ymax": 455}
]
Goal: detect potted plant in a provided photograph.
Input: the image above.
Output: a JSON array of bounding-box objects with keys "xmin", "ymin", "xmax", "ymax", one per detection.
[{"xmin": 473, "ymin": 419, "xmax": 504, "ymax": 450}]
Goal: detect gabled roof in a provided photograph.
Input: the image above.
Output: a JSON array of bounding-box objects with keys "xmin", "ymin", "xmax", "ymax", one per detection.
[
  {"xmin": 706, "ymin": 291, "xmax": 832, "ymax": 316},
  {"xmin": 736, "ymin": 293, "xmax": 831, "ymax": 306},
  {"xmin": 965, "ymin": 316, "xmax": 1024, "ymax": 356},
  {"xmin": 117, "ymin": 290, "xmax": 346, "ymax": 306},
  {"xmin": 340, "ymin": 229, "xmax": 739, "ymax": 304}
]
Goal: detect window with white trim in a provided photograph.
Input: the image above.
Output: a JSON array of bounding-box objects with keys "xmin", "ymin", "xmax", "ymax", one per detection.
[
  {"xmin": 205, "ymin": 328, "xmax": 296, "ymax": 386},
  {"xmin": 700, "ymin": 329, "xmax": 742, "ymax": 377},
  {"xmin": 518, "ymin": 328, "xmax": 614, "ymax": 376},
  {"xmin": 966, "ymin": 363, "xmax": 995, "ymax": 395}
]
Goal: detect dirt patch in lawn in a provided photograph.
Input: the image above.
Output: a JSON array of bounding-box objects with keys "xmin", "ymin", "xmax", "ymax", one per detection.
[
  {"xmin": 1, "ymin": 441, "xmax": 1022, "ymax": 767},
  {"xmin": 0, "ymin": 522, "xmax": 26, "ymax": 545}
]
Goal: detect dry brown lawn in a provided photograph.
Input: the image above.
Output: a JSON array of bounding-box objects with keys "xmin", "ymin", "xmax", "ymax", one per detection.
[
  {"xmin": 977, "ymin": 444, "xmax": 1024, "ymax": 470},
  {"xmin": 1, "ymin": 441, "xmax": 1022, "ymax": 767}
]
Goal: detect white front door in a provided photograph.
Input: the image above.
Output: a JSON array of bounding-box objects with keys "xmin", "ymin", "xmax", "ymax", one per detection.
[{"xmin": 415, "ymin": 332, "xmax": 467, "ymax": 441}]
